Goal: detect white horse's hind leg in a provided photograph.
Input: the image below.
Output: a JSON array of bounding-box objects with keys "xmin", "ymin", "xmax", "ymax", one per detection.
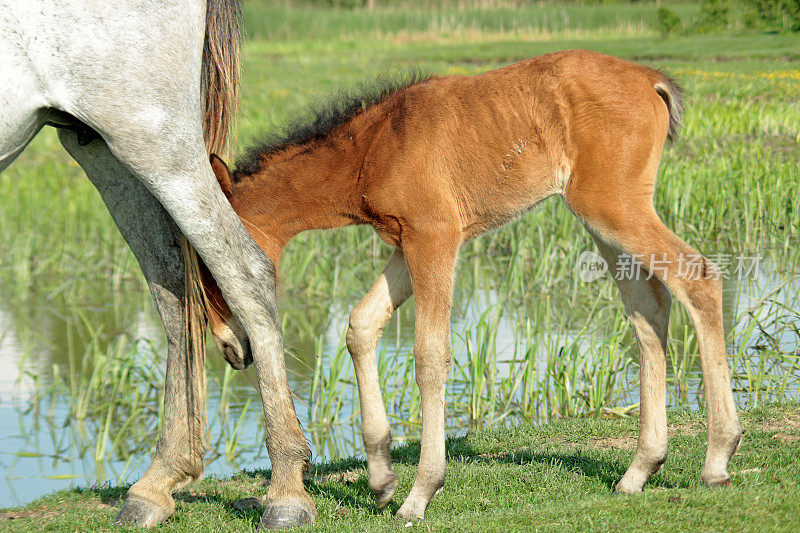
[
  {"xmin": 103, "ymin": 132, "xmax": 314, "ymax": 529},
  {"xmin": 58, "ymin": 130, "xmax": 205, "ymax": 526},
  {"xmin": 36, "ymin": 2, "xmax": 313, "ymax": 524}
]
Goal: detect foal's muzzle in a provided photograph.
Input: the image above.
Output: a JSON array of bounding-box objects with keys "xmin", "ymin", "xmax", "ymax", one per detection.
[{"xmin": 212, "ymin": 319, "xmax": 253, "ymax": 370}]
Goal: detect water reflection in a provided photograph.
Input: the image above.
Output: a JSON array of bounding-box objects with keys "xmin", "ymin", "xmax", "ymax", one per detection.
[
  {"xmin": 0, "ymin": 247, "xmax": 798, "ymax": 508},
  {"xmin": 0, "ymin": 308, "xmax": 33, "ymax": 399}
]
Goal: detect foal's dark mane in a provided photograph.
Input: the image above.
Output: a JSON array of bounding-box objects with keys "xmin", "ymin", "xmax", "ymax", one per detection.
[{"xmin": 233, "ymin": 70, "xmax": 431, "ymax": 181}]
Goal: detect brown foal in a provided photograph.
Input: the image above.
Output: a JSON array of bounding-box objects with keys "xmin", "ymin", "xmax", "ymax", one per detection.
[{"xmin": 201, "ymin": 49, "xmax": 741, "ymax": 521}]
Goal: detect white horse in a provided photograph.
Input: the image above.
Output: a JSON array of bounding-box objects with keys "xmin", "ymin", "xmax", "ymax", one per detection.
[{"xmin": 0, "ymin": 0, "xmax": 314, "ymax": 528}]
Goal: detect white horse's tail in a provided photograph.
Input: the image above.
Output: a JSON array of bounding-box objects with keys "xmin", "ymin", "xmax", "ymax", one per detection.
[
  {"xmin": 184, "ymin": 0, "xmax": 242, "ymax": 372},
  {"xmin": 202, "ymin": 0, "xmax": 241, "ymax": 156}
]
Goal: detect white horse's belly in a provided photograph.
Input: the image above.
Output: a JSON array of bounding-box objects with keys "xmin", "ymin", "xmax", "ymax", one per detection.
[{"xmin": 0, "ymin": 11, "xmax": 48, "ymax": 170}]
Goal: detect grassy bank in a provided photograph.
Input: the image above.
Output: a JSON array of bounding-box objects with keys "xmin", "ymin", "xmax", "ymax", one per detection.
[
  {"xmin": 0, "ymin": 0, "xmax": 798, "ymax": 508},
  {"xmin": 2, "ymin": 402, "xmax": 800, "ymax": 531}
]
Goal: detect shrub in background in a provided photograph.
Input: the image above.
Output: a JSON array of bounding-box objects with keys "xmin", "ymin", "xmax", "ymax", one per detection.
[
  {"xmin": 696, "ymin": 0, "xmax": 799, "ymax": 32},
  {"xmin": 657, "ymin": 6, "xmax": 682, "ymax": 38},
  {"xmin": 748, "ymin": 0, "xmax": 800, "ymax": 30}
]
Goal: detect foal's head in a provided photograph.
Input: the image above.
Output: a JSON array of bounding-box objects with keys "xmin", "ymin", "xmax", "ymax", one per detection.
[
  {"xmin": 200, "ymin": 155, "xmax": 252, "ymax": 369},
  {"xmin": 199, "ymin": 72, "xmax": 432, "ymax": 367}
]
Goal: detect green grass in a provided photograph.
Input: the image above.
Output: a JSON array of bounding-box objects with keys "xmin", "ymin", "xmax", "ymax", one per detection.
[
  {"xmin": 241, "ymin": 1, "xmax": 703, "ymax": 42},
  {"xmin": 0, "ymin": 0, "xmax": 798, "ymax": 510},
  {"xmin": 2, "ymin": 402, "xmax": 800, "ymax": 531},
  {"xmin": 235, "ymin": 3, "xmax": 800, "ymax": 433}
]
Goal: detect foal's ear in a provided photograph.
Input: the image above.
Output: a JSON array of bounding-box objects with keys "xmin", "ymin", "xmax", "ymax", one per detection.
[{"xmin": 210, "ymin": 154, "xmax": 233, "ymax": 198}]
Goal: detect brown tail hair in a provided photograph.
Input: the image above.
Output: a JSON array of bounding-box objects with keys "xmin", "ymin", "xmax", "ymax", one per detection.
[
  {"xmin": 201, "ymin": 0, "xmax": 242, "ymax": 156},
  {"xmin": 653, "ymin": 71, "xmax": 685, "ymax": 141},
  {"xmin": 183, "ymin": 0, "xmax": 242, "ymax": 390}
]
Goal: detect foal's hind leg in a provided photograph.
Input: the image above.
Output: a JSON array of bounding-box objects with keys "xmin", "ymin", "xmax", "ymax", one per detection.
[
  {"xmin": 568, "ymin": 179, "xmax": 741, "ymax": 490},
  {"xmin": 59, "ymin": 131, "xmax": 204, "ymax": 525},
  {"xmin": 346, "ymin": 249, "xmax": 413, "ymax": 507},
  {"xmin": 589, "ymin": 231, "xmax": 672, "ymax": 493}
]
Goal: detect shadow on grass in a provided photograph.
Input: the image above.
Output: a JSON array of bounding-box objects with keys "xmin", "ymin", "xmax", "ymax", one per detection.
[
  {"xmin": 308, "ymin": 434, "xmax": 683, "ymax": 513},
  {"xmin": 392, "ymin": 436, "xmax": 669, "ymax": 490},
  {"xmin": 71, "ymin": 482, "xmax": 264, "ymax": 528},
  {"xmin": 69, "ymin": 431, "xmax": 686, "ymax": 522},
  {"xmin": 306, "ymin": 435, "xmax": 683, "ymax": 513}
]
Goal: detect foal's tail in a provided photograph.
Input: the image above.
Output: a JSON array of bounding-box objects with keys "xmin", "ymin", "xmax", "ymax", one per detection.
[
  {"xmin": 182, "ymin": 0, "xmax": 243, "ymax": 380},
  {"xmin": 652, "ymin": 71, "xmax": 685, "ymax": 142}
]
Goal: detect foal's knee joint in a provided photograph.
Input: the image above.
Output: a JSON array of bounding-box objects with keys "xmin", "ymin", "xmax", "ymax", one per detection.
[
  {"xmin": 346, "ymin": 308, "xmax": 381, "ymax": 355},
  {"xmin": 345, "ymin": 321, "xmax": 369, "ymax": 355},
  {"xmin": 691, "ymin": 274, "xmax": 722, "ymax": 308}
]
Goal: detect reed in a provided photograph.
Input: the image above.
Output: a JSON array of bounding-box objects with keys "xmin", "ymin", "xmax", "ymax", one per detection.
[
  {"xmin": 0, "ymin": 1, "xmax": 797, "ymax": 506},
  {"xmin": 242, "ymin": 2, "xmax": 702, "ymax": 42}
]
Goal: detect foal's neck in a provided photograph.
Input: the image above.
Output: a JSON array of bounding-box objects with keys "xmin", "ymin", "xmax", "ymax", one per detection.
[{"xmin": 230, "ymin": 138, "xmax": 365, "ymax": 262}]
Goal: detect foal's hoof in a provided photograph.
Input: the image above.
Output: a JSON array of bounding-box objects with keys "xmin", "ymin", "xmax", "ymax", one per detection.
[
  {"xmin": 114, "ymin": 498, "xmax": 172, "ymax": 527},
  {"xmin": 701, "ymin": 470, "xmax": 731, "ymax": 487},
  {"xmin": 394, "ymin": 509, "xmax": 424, "ymax": 524},
  {"xmin": 613, "ymin": 481, "xmax": 644, "ymax": 495},
  {"xmin": 258, "ymin": 500, "xmax": 316, "ymax": 530},
  {"xmin": 372, "ymin": 472, "xmax": 398, "ymax": 509},
  {"xmin": 394, "ymin": 502, "xmax": 425, "ymax": 523}
]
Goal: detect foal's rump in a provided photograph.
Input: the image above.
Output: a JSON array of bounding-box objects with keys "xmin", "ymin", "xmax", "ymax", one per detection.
[
  {"xmin": 554, "ymin": 51, "xmax": 684, "ymax": 225},
  {"xmin": 509, "ymin": 49, "xmax": 683, "ymax": 170}
]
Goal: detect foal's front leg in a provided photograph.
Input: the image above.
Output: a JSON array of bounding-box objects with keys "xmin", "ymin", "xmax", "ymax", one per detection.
[
  {"xmin": 394, "ymin": 229, "xmax": 461, "ymax": 521},
  {"xmin": 347, "ymin": 249, "xmax": 413, "ymax": 507}
]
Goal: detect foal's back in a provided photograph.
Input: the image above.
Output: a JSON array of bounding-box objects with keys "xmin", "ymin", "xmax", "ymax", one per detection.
[{"xmin": 359, "ymin": 49, "xmax": 673, "ymax": 244}]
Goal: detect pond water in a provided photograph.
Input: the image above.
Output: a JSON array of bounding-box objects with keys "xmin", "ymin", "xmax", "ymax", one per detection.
[{"xmin": 0, "ymin": 250, "xmax": 798, "ymax": 508}]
